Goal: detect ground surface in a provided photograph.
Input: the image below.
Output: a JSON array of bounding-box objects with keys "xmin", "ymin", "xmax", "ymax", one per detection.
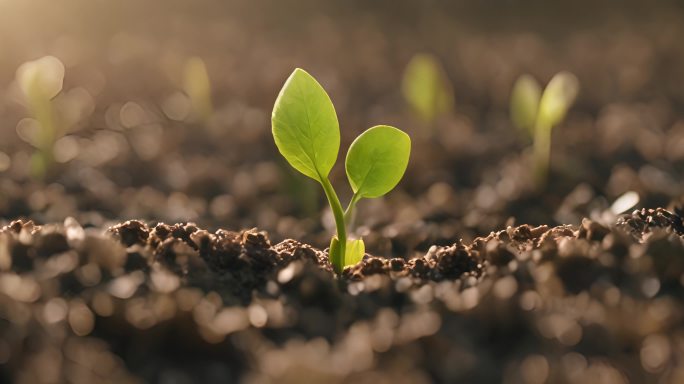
[{"xmin": 0, "ymin": 208, "xmax": 682, "ymax": 383}]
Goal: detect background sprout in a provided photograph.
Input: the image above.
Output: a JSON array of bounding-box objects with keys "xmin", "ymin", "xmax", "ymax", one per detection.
[
  {"xmin": 510, "ymin": 74, "xmax": 541, "ymax": 136},
  {"xmin": 183, "ymin": 56, "xmax": 213, "ymax": 122},
  {"xmin": 401, "ymin": 53, "xmax": 454, "ymax": 129},
  {"xmin": 272, "ymin": 68, "xmax": 411, "ymax": 273},
  {"xmin": 509, "ymin": 71, "xmax": 579, "ymax": 187},
  {"xmin": 15, "ymin": 56, "xmax": 65, "ymax": 179}
]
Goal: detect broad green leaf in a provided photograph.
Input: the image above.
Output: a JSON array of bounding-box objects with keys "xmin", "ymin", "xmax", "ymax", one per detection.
[
  {"xmin": 401, "ymin": 53, "xmax": 454, "ymax": 123},
  {"xmin": 330, "ymin": 237, "xmax": 365, "ymax": 272},
  {"xmin": 537, "ymin": 71, "xmax": 579, "ymax": 130},
  {"xmin": 183, "ymin": 57, "xmax": 213, "ymax": 121},
  {"xmin": 345, "ymin": 125, "xmax": 411, "ymax": 198},
  {"xmin": 510, "ymin": 74, "xmax": 541, "ymax": 136},
  {"xmin": 272, "ymin": 68, "xmax": 340, "ymax": 182}
]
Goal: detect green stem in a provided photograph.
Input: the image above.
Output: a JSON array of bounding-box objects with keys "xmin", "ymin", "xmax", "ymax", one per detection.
[
  {"xmin": 533, "ymin": 122, "xmax": 551, "ymax": 189},
  {"xmin": 344, "ymin": 193, "xmax": 361, "ymax": 233},
  {"xmin": 320, "ymin": 177, "xmax": 346, "ymax": 271},
  {"xmin": 28, "ymin": 92, "xmax": 57, "ymax": 179}
]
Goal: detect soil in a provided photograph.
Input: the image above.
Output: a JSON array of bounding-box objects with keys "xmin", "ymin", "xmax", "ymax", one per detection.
[{"xmin": 0, "ymin": 208, "xmax": 681, "ymax": 383}]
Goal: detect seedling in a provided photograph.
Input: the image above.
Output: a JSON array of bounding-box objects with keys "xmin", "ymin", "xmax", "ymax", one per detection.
[
  {"xmin": 401, "ymin": 53, "xmax": 454, "ymax": 128},
  {"xmin": 15, "ymin": 56, "xmax": 65, "ymax": 179},
  {"xmin": 183, "ymin": 56, "xmax": 213, "ymax": 122},
  {"xmin": 510, "ymin": 71, "xmax": 579, "ymax": 186},
  {"xmin": 272, "ymin": 68, "xmax": 411, "ymax": 273}
]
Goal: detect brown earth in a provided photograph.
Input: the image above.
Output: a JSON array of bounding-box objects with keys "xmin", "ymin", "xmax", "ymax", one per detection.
[{"xmin": 0, "ymin": 207, "xmax": 682, "ymax": 383}]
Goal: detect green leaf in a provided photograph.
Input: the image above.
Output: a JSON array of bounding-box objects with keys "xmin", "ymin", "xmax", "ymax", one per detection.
[
  {"xmin": 330, "ymin": 237, "xmax": 365, "ymax": 272},
  {"xmin": 537, "ymin": 71, "xmax": 579, "ymax": 130},
  {"xmin": 401, "ymin": 53, "xmax": 454, "ymax": 123},
  {"xmin": 344, "ymin": 238, "xmax": 365, "ymax": 267},
  {"xmin": 510, "ymin": 74, "xmax": 541, "ymax": 136},
  {"xmin": 345, "ymin": 125, "xmax": 411, "ymax": 198},
  {"xmin": 272, "ymin": 68, "xmax": 340, "ymax": 182},
  {"xmin": 183, "ymin": 57, "xmax": 213, "ymax": 121},
  {"xmin": 16, "ymin": 56, "xmax": 65, "ymax": 101}
]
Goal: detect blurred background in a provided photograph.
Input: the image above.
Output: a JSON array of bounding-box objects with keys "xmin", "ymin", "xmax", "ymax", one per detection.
[{"xmin": 0, "ymin": 0, "xmax": 683, "ymax": 256}]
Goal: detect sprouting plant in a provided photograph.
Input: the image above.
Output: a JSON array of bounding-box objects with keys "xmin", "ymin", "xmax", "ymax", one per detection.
[
  {"xmin": 401, "ymin": 53, "xmax": 454, "ymax": 129},
  {"xmin": 183, "ymin": 56, "xmax": 213, "ymax": 122},
  {"xmin": 272, "ymin": 68, "xmax": 411, "ymax": 273},
  {"xmin": 510, "ymin": 71, "xmax": 579, "ymax": 186},
  {"xmin": 16, "ymin": 56, "xmax": 65, "ymax": 179}
]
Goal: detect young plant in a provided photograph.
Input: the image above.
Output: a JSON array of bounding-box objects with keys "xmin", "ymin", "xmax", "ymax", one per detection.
[
  {"xmin": 183, "ymin": 56, "xmax": 213, "ymax": 122},
  {"xmin": 272, "ymin": 68, "xmax": 411, "ymax": 273},
  {"xmin": 401, "ymin": 53, "xmax": 454, "ymax": 128},
  {"xmin": 510, "ymin": 71, "xmax": 579, "ymax": 187},
  {"xmin": 15, "ymin": 56, "xmax": 65, "ymax": 179}
]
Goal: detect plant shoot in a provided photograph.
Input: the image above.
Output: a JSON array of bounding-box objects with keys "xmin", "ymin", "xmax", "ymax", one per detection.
[
  {"xmin": 401, "ymin": 53, "xmax": 454, "ymax": 127},
  {"xmin": 510, "ymin": 71, "xmax": 579, "ymax": 186},
  {"xmin": 15, "ymin": 56, "xmax": 65, "ymax": 179},
  {"xmin": 272, "ymin": 68, "xmax": 411, "ymax": 273},
  {"xmin": 183, "ymin": 57, "xmax": 213, "ymax": 122}
]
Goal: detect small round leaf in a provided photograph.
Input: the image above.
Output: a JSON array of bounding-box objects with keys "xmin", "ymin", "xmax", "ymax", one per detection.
[
  {"xmin": 537, "ymin": 71, "xmax": 579, "ymax": 129},
  {"xmin": 183, "ymin": 57, "xmax": 213, "ymax": 120},
  {"xmin": 16, "ymin": 56, "xmax": 65, "ymax": 100},
  {"xmin": 330, "ymin": 237, "xmax": 365, "ymax": 273},
  {"xmin": 272, "ymin": 68, "xmax": 340, "ymax": 182},
  {"xmin": 401, "ymin": 54, "xmax": 454, "ymax": 123},
  {"xmin": 345, "ymin": 125, "xmax": 411, "ymax": 199},
  {"xmin": 510, "ymin": 74, "xmax": 541, "ymax": 136}
]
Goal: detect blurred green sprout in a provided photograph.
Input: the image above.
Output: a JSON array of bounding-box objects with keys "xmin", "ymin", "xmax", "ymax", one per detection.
[
  {"xmin": 183, "ymin": 57, "xmax": 213, "ymax": 122},
  {"xmin": 16, "ymin": 56, "xmax": 65, "ymax": 179},
  {"xmin": 272, "ymin": 68, "xmax": 411, "ymax": 273},
  {"xmin": 401, "ymin": 53, "xmax": 454, "ymax": 126},
  {"xmin": 510, "ymin": 71, "xmax": 579, "ymax": 186}
]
